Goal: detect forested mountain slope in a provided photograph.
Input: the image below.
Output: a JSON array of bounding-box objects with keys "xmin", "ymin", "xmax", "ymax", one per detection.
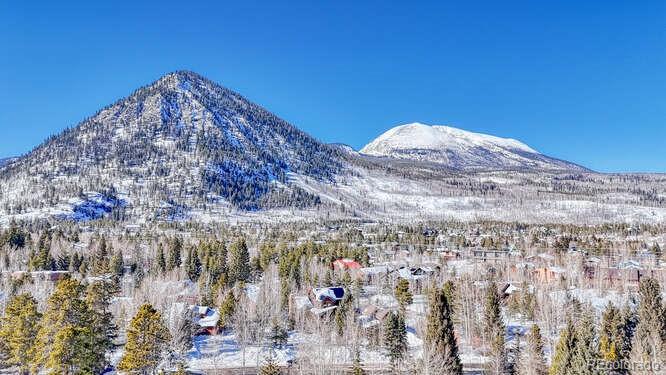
[{"xmin": 0, "ymin": 71, "xmax": 342, "ymax": 220}]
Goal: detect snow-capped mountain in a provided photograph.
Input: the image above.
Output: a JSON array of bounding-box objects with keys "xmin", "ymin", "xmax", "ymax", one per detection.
[
  {"xmin": 0, "ymin": 71, "xmax": 341, "ymax": 220},
  {"xmin": 361, "ymin": 122, "xmax": 586, "ymax": 171},
  {"xmin": 2, "ymin": 72, "xmax": 664, "ymax": 226}
]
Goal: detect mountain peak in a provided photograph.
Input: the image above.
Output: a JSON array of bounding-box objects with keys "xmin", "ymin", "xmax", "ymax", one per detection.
[
  {"xmin": 365, "ymin": 122, "xmax": 538, "ymax": 154},
  {"xmin": 361, "ymin": 122, "xmax": 584, "ymax": 171},
  {"xmin": 1, "ymin": 72, "xmax": 341, "ymax": 216}
]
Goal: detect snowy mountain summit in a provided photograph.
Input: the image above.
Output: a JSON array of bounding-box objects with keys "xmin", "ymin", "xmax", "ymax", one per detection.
[{"xmin": 361, "ymin": 122, "xmax": 586, "ymax": 171}]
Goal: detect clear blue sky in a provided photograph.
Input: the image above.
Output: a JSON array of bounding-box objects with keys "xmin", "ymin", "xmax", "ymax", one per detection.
[{"xmin": 1, "ymin": 1, "xmax": 664, "ymax": 172}]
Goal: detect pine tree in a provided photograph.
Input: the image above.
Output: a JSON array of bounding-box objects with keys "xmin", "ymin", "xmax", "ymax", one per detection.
[
  {"xmin": 442, "ymin": 280, "xmax": 457, "ymax": 316},
  {"xmin": 650, "ymin": 242, "xmax": 662, "ymax": 261},
  {"xmin": 86, "ymin": 279, "xmax": 119, "ymax": 365},
  {"xmin": 185, "ymin": 247, "xmax": 202, "ymax": 281},
  {"xmin": 383, "ymin": 311, "xmax": 407, "ymax": 373},
  {"xmin": 47, "ymin": 324, "xmax": 97, "ymax": 374},
  {"xmin": 484, "ymin": 282, "xmax": 507, "ymax": 375},
  {"xmin": 228, "ymin": 239, "xmax": 250, "ymax": 285},
  {"xmin": 517, "ymin": 324, "xmax": 547, "ymax": 375},
  {"xmin": 33, "ymin": 278, "xmax": 82, "ymax": 364},
  {"xmin": 118, "ymin": 304, "xmax": 172, "ymax": 374},
  {"xmin": 93, "ymin": 236, "xmax": 110, "ymax": 274},
  {"xmin": 33, "ymin": 277, "xmax": 104, "ymax": 373},
  {"xmin": 110, "ymin": 249, "xmax": 124, "ymax": 276},
  {"xmin": 0, "ymin": 293, "xmax": 41, "ymax": 374},
  {"xmin": 550, "ymin": 320, "xmax": 577, "ymax": 375},
  {"xmin": 167, "ymin": 237, "xmax": 183, "ymax": 271},
  {"xmin": 156, "ymin": 244, "xmax": 167, "ymax": 274},
  {"xmin": 30, "ymin": 231, "xmax": 55, "ymax": 271},
  {"xmin": 259, "ymin": 349, "xmax": 282, "ymax": 375},
  {"xmin": 619, "ymin": 304, "xmax": 636, "ymax": 370},
  {"xmin": 599, "ymin": 302, "xmax": 627, "ymax": 372},
  {"xmin": 335, "ymin": 289, "xmax": 353, "ymax": 336},
  {"xmin": 629, "ymin": 278, "xmax": 665, "ymax": 372},
  {"xmin": 571, "ymin": 309, "xmax": 600, "ymax": 375},
  {"xmin": 423, "ymin": 287, "xmax": 462, "ymax": 375},
  {"xmin": 350, "ymin": 347, "xmax": 367, "ymax": 375},
  {"xmin": 268, "ymin": 320, "xmax": 288, "ymax": 348},
  {"xmin": 395, "ymin": 278, "xmax": 413, "ymax": 313},
  {"xmin": 218, "ymin": 290, "xmax": 236, "ymax": 329}
]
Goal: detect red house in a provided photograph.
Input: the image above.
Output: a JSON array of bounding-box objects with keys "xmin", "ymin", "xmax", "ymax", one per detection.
[{"xmin": 332, "ymin": 258, "xmax": 362, "ymax": 271}]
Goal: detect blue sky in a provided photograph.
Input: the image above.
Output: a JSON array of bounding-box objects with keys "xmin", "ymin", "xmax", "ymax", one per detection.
[{"xmin": 1, "ymin": 1, "xmax": 664, "ymax": 172}]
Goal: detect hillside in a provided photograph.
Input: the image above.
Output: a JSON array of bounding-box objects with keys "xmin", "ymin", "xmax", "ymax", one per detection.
[{"xmin": 0, "ymin": 71, "xmax": 342, "ymax": 221}]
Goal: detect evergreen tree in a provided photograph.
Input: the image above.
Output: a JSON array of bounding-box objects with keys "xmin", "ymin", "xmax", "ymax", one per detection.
[
  {"xmin": 350, "ymin": 347, "xmax": 367, "ymax": 375},
  {"xmin": 484, "ymin": 282, "xmax": 507, "ymax": 375},
  {"xmin": 259, "ymin": 349, "xmax": 282, "ymax": 375},
  {"xmin": 442, "ymin": 280, "xmax": 457, "ymax": 316},
  {"xmin": 395, "ymin": 278, "xmax": 413, "ymax": 313},
  {"xmin": 383, "ymin": 311, "xmax": 407, "ymax": 373},
  {"xmin": 185, "ymin": 247, "xmax": 202, "ymax": 281},
  {"xmin": 92, "ymin": 236, "xmax": 110, "ymax": 274},
  {"xmin": 33, "ymin": 277, "xmax": 103, "ymax": 373},
  {"xmin": 167, "ymin": 238, "xmax": 183, "ymax": 271},
  {"xmin": 571, "ymin": 309, "xmax": 600, "ymax": 375},
  {"xmin": 650, "ymin": 242, "xmax": 662, "ymax": 261},
  {"xmin": 156, "ymin": 244, "xmax": 167, "ymax": 274},
  {"xmin": 599, "ymin": 302, "xmax": 628, "ymax": 373},
  {"xmin": 86, "ymin": 279, "xmax": 119, "ymax": 366},
  {"xmin": 110, "ymin": 249, "xmax": 124, "ymax": 276},
  {"xmin": 46, "ymin": 324, "xmax": 97, "ymax": 374},
  {"xmin": 335, "ymin": 289, "xmax": 353, "ymax": 336},
  {"xmin": 218, "ymin": 290, "xmax": 236, "ymax": 329},
  {"xmin": 228, "ymin": 239, "xmax": 250, "ymax": 285},
  {"xmin": 0, "ymin": 293, "xmax": 41, "ymax": 374},
  {"xmin": 517, "ymin": 324, "xmax": 547, "ymax": 375},
  {"xmin": 550, "ymin": 320, "xmax": 577, "ymax": 375},
  {"xmin": 30, "ymin": 231, "xmax": 55, "ymax": 270},
  {"xmin": 118, "ymin": 304, "xmax": 172, "ymax": 374},
  {"xmin": 619, "ymin": 304, "xmax": 636, "ymax": 367},
  {"xmin": 268, "ymin": 320, "xmax": 288, "ymax": 349},
  {"xmin": 200, "ymin": 240, "xmax": 227, "ymax": 283},
  {"xmin": 629, "ymin": 278, "xmax": 665, "ymax": 372},
  {"xmin": 423, "ymin": 287, "xmax": 462, "ymax": 375}
]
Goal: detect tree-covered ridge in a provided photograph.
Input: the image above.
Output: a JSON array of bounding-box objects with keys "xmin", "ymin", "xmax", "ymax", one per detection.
[{"xmin": 0, "ymin": 71, "xmax": 341, "ymax": 211}]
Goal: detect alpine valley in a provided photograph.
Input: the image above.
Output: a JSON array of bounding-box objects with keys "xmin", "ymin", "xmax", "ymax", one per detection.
[{"xmin": 1, "ymin": 71, "xmax": 665, "ymax": 226}]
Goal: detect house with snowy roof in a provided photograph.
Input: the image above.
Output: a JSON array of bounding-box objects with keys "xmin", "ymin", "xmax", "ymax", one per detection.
[
  {"xmin": 192, "ymin": 305, "xmax": 220, "ymax": 335},
  {"xmin": 308, "ymin": 286, "xmax": 345, "ymax": 308}
]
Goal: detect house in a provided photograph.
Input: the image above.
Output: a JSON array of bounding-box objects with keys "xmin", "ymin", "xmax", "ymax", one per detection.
[
  {"xmin": 359, "ymin": 265, "xmax": 391, "ymax": 283},
  {"xmin": 396, "ymin": 266, "xmax": 437, "ymax": 281},
  {"xmin": 332, "ymin": 258, "xmax": 362, "ymax": 271},
  {"xmin": 309, "ymin": 287, "xmax": 346, "ymax": 307},
  {"xmin": 193, "ymin": 306, "xmax": 221, "ymax": 335},
  {"xmin": 438, "ymin": 248, "xmax": 461, "ymax": 261},
  {"xmin": 471, "ymin": 248, "xmax": 511, "ymax": 262},
  {"xmin": 358, "ymin": 304, "xmax": 395, "ymax": 329},
  {"xmin": 422, "ymin": 228, "xmax": 438, "ymax": 237},
  {"xmin": 508, "ymin": 262, "xmax": 536, "ymax": 279},
  {"xmin": 534, "ymin": 266, "xmax": 566, "ymax": 283},
  {"xmin": 525, "ymin": 253, "xmax": 556, "ymax": 267}
]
